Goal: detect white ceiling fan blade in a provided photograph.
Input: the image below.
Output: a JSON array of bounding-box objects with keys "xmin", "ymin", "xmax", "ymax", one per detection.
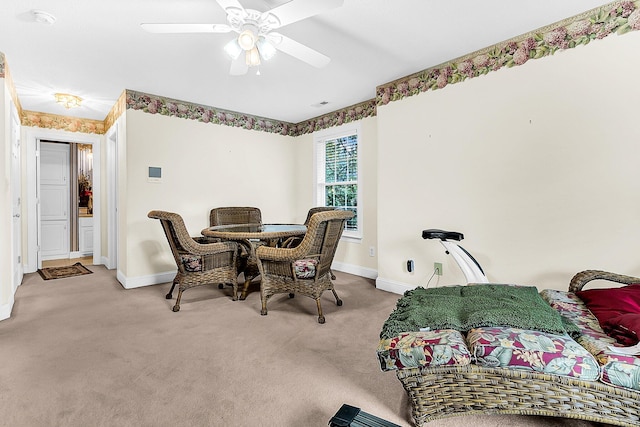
[
  {"xmin": 229, "ymin": 55, "xmax": 249, "ymax": 76},
  {"xmin": 140, "ymin": 23, "xmax": 232, "ymax": 33},
  {"xmin": 264, "ymin": 0, "xmax": 343, "ymax": 28},
  {"xmin": 216, "ymin": 0, "xmax": 245, "ymax": 13},
  {"xmin": 270, "ymin": 33, "xmax": 330, "ymax": 68}
]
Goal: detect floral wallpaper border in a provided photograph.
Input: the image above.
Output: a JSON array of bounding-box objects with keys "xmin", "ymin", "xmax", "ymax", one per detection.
[
  {"xmin": 21, "ymin": 110, "xmax": 106, "ymax": 134},
  {"xmin": 294, "ymin": 99, "xmax": 377, "ymax": 135},
  {"xmin": 125, "ymin": 90, "xmax": 298, "ymax": 136},
  {"xmin": 4, "ymin": 1, "xmax": 639, "ymax": 136},
  {"xmin": 104, "ymin": 90, "xmax": 126, "ymax": 132},
  {"xmin": 376, "ymin": 0, "xmax": 640, "ymax": 106},
  {"xmin": 125, "ymin": 89, "xmax": 377, "ymax": 137}
]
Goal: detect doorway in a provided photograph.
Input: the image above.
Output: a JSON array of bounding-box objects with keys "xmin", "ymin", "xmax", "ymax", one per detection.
[
  {"xmin": 25, "ymin": 128, "xmax": 101, "ymax": 273},
  {"xmin": 39, "ymin": 141, "xmax": 95, "ymax": 267}
]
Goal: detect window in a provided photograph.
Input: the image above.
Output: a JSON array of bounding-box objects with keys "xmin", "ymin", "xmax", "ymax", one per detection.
[{"xmin": 314, "ymin": 124, "xmax": 361, "ymax": 239}]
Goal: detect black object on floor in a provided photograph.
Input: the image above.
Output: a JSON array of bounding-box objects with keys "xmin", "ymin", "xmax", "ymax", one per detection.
[{"xmin": 329, "ymin": 404, "xmax": 401, "ymax": 427}]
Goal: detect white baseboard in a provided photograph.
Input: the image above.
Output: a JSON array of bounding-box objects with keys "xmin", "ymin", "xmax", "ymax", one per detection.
[
  {"xmin": 118, "ymin": 263, "xmax": 374, "ymax": 290},
  {"xmin": 375, "ymin": 276, "xmax": 415, "ymax": 295},
  {"xmin": 117, "ymin": 264, "xmax": 376, "ymax": 291},
  {"xmin": 331, "ymin": 261, "xmax": 377, "ymax": 280},
  {"xmin": 24, "ymin": 263, "xmax": 37, "ymax": 274},
  {"xmin": 118, "ymin": 270, "xmax": 176, "ymax": 290},
  {"xmin": 0, "ymin": 297, "xmax": 15, "ymax": 322},
  {"xmin": 101, "ymin": 256, "xmax": 110, "ymax": 268}
]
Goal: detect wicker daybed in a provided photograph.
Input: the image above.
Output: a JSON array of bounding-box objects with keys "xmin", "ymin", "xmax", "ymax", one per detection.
[{"xmin": 377, "ymin": 270, "xmax": 640, "ymax": 427}]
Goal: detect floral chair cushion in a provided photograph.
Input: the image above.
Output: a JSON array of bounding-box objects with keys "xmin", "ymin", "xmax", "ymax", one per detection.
[
  {"xmin": 377, "ymin": 329, "xmax": 471, "ymax": 372},
  {"xmin": 293, "ymin": 259, "xmax": 318, "ymax": 279},
  {"xmin": 467, "ymin": 326, "xmax": 600, "ymax": 380},
  {"xmin": 542, "ymin": 289, "xmax": 640, "ymax": 390},
  {"xmin": 181, "ymin": 255, "xmax": 202, "ymax": 272}
]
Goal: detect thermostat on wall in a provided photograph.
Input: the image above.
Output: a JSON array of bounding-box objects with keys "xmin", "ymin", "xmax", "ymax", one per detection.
[{"xmin": 148, "ymin": 166, "xmax": 162, "ymax": 183}]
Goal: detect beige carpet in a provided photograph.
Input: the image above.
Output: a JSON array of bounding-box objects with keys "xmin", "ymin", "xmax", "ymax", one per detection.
[{"xmin": 0, "ymin": 267, "xmax": 609, "ymax": 427}]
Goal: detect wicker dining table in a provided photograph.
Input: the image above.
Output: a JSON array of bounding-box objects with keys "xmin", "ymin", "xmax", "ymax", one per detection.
[{"xmin": 201, "ymin": 223, "xmax": 308, "ymax": 299}]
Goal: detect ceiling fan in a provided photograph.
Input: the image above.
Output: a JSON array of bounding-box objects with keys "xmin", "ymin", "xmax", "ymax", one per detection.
[{"xmin": 141, "ymin": 0, "xmax": 343, "ymax": 75}]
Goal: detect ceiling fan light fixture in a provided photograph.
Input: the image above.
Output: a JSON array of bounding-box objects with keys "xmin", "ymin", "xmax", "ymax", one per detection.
[
  {"xmin": 246, "ymin": 47, "xmax": 261, "ymax": 67},
  {"xmin": 256, "ymin": 37, "xmax": 276, "ymax": 61},
  {"xmin": 54, "ymin": 93, "xmax": 83, "ymax": 109},
  {"xmin": 237, "ymin": 27, "xmax": 257, "ymax": 50},
  {"xmin": 31, "ymin": 9, "xmax": 57, "ymax": 25},
  {"xmin": 224, "ymin": 38, "xmax": 243, "ymax": 59}
]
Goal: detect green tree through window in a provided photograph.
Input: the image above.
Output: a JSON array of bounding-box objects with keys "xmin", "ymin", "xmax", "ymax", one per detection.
[{"xmin": 315, "ymin": 126, "xmax": 360, "ymax": 237}]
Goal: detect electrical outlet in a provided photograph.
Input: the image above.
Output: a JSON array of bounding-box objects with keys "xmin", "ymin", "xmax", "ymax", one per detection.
[{"xmin": 434, "ymin": 262, "xmax": 443, "ymax": 276}]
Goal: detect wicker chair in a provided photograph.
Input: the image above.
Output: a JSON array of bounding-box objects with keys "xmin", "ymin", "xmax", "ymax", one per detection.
[
  {"xmin": 283, "ymin": 207, "xmax": 336, "ymax": 246},
  {"xmin": 256, "ymin": 209, "xmax": 354, "ymax": 323},
  {"xmin": 283, "ymin": 206, "xmax": 338, "ymax": 278},
  {"xmin": 209, "ymin": 206, "xmax": 263, "ymax": 300},
  {"xmin": 148, "ymin": 210, "xmax": 239, "ymax": 311},
  {"xmin": 209, "ymin": 206, "xmax": 262, "ymax": 226}
]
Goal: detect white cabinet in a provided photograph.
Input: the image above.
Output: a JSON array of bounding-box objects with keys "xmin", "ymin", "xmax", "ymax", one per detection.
[{"xmin": 79, "ymin": 216, "xmax": 93, "ymax": 255}]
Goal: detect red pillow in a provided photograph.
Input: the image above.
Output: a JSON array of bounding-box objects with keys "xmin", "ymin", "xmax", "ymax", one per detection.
[
  {"xmin": 603, "ymin": 313, "xmax": 640, "ymax": 346},
  {"xmin": 575, "ymin": 283, "xmax": 640, "ymax": 345}
]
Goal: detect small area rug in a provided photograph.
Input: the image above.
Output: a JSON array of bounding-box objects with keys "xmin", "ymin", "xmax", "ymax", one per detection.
[{"xmin": 37, "ymin": 262, "xmax": 93, "ymax": 280}]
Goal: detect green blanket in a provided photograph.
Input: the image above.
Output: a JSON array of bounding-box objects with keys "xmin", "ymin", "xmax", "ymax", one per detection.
[{"xmin": 380, "ymin": 284, "xmax": 578, "ymax": 340}]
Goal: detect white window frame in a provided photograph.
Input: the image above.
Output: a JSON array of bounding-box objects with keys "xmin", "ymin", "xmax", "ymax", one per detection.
[{"xmin": 313, "ymin": 123, "xmax": 362, "ymax": 241}]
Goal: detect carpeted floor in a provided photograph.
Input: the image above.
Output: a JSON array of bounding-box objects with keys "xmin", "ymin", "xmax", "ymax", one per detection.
[{"xmin": 0, "ymin": 267, "xmax": 610, "ymax": 427}]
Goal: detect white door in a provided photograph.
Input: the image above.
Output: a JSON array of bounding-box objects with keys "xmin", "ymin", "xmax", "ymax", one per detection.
[
  {"xmin": 40, "ymin": 142, "xmax": 70, "ymax": 261},
  {"xmin": 11, "ymin": 111, "xmax": 23, "ymax": 290}
]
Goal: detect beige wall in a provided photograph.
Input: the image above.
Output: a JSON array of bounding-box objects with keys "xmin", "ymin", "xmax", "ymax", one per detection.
[
  {"xmin": 376, "ymin": 30, "xmax": 640, "ymax": 293},
  {"xmin": 120, "ymin": 110, "xmax": 299, "ymax": 282},
  {"xmin": 120, "ymin": 110, "xmax": 379, "ymax": 284},
  {"xmin": 122, "ymin": 28, "xmax": 640, "ymax": 290}
]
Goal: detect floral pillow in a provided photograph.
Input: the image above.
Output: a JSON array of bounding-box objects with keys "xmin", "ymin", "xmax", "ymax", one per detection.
[
  {"xmin": 293, "ymin": 259, "xmax": 318, "ymax": 279},
  {"xmin": 181, "ymin": 255, "xmax": 202, "ymax": 272},
  {"xmin": 377, "ymin": 329, "xmax": 471, "ymax": 371},
  {"xmin": 467, "ymin": 326, "xmax": 599, "ymax": 380}
]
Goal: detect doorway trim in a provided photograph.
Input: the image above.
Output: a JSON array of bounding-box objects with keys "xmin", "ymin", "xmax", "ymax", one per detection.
[
  {"xmin": 25, "ymin": 128, "xmax": 101, "ymax": 273},
  {"xmin": 105, "ymin": 123, "xmax": 118, "ymax": 270},
  {"xmin": 10, "ymin": 104, "xmax": 23, "ymax": 291}
]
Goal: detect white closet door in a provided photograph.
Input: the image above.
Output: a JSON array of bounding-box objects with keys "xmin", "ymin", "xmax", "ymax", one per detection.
[{"xmin": 40, "ymin": 143, "xmax": 70, "ymax": 260}]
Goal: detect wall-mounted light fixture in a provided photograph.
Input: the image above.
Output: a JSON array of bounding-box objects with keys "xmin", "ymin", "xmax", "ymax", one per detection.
[{"xmin": 54, "ymin": 93, "xmax": 83, "ymax": 109}]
